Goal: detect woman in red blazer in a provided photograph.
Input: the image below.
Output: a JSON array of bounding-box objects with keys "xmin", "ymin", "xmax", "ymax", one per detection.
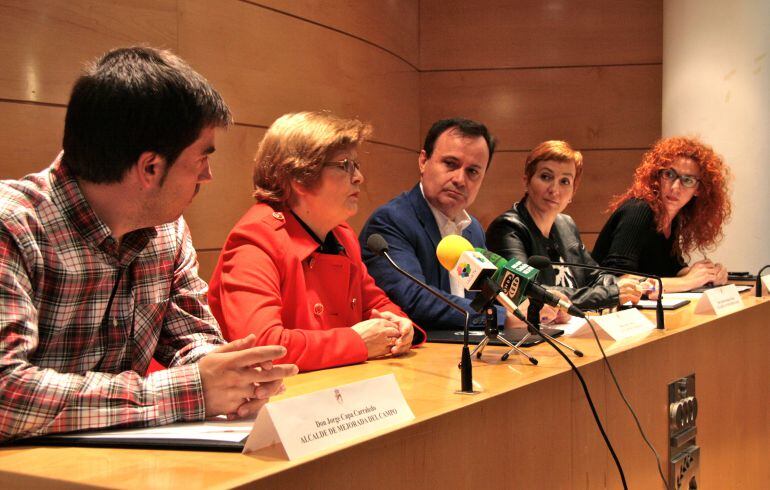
[{"xmin": 208, "ymin": 112, "xmax": 424, "ymax": 372}]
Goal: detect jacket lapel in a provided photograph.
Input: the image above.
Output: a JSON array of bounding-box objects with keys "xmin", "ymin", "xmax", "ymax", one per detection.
[{"xmin": 406, "ymin": 184, "xmax": 450, "ymax": 292}]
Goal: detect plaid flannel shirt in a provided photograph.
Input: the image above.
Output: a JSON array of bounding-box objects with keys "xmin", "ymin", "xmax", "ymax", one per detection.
[{"xmin": 0, "ymin": 155, "xmax": 225, "ymax": 441}]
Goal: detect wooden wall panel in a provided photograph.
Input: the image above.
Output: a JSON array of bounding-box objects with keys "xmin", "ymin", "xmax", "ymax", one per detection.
[
  {"xmin": 353, "ymin": 144, "xmax": 420, "ymax": 233},
  {"xmin": 196, "ymin": 250, "xmax": 221, "ymax": 285},
  {"xmin": 420, "ymin": 0, "xmax": 662, "ymax": 70},
  {"xmin": 0, "ymin": 0, "xmax": 177, "ymax": 104},
  {"xmin": 466, "ymin": 151, "xmax": 525, "ymax": 230},
  {"xmin": 256, "ymin": 0, "xmax": 419, "ymax": 67},
  {"xmin": 421, "ymin": 65, "xmax": 662, "ymax": 151},
  {"xmin": 178, "ymin": 0, "xmax": 420, "ymax": 150},
  {"xmin": 582, "ymin": 232, "xmax": 599, "ymax": 252},
  {"xmin": 0, "ymin": 102, "xmax": 65, "ymax": 178},
  {"xmin": 419, "ymin": 0, "xmax": 661, "ymax": 254}
]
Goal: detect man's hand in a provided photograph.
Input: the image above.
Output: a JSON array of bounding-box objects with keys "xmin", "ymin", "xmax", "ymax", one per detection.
[
  {"xmin": 370, "ymin": 308, "xmax": 414, "ymax": 356},
  {"xmin": 198, "ymin": 334, "xmax": 298, "ymax": 419},
  {"xmin": 351, "ymin": 316, "xmax": 401, "ymax": 359}
]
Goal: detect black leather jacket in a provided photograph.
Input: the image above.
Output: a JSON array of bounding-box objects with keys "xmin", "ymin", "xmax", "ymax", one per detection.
[{"xmin": 486, "ymin": 199, "xmax": 620, "ymax": 311}]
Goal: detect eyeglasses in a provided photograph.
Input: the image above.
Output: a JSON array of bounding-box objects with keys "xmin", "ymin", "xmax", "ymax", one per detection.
[
  {"xmin": 659, "ymin": 168, "xmax": 700, "ymax": 188},
  {"xmin": 323, "ymin": 158, "xmax": 361, "ymax": 179}
]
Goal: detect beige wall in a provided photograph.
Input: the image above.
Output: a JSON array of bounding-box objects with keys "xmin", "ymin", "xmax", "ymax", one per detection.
[
  {"xmin": 663, "ymin": 0, "xmax": 770, "ymax": 271},
  {"xmin": 0, "ymin": 0, "xmax": 662, "ymax": 278}
]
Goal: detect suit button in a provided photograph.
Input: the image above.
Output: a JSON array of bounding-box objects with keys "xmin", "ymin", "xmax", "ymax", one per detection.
[
  {"xmin": 313, "ymin": 303, "xmax": 324, "ymax": 315},
  {"xmin": 272, "ymin": 212, "xmax": 285, "ymax": 221}
]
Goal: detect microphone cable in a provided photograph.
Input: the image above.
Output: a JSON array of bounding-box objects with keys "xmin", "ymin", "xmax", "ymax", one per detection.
[
  {"xmin": 584, "ymin": 316, "xmax": 669, "ymax": 489},
  {"xmin": 507, "ymin": 306, "xmax": 629, "ymax": 490},
  {"xmin": 529, "ymin": 255, "xmax": 668, "ymax": 487}
]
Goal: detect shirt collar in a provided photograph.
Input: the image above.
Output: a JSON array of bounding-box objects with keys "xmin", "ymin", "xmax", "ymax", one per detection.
[
  {"xmin": 419, "ymin": 182, "xmax": 472, "ymax": 236},
  {"xmin": 50, "ymin": 154, "xmax": 156, "ymax": 263}
]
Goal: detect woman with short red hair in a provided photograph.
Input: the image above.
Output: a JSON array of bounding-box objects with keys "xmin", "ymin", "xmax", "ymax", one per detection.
[
  {"xmin": 487, "ymin": 140, "xmax": 645, "ymax": 320},
  {"xmin": 592, "ymin": 136, "xmax": 732, "ymax": 293}
]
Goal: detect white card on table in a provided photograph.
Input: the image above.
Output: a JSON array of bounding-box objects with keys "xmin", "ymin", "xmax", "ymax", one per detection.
[
  {"xmin": 243, "ymin": 374, "xmax": 414, "ymax": 459},
  {"xmin": 761, "ymin": 275, "xmax": 770, "ymax": 296},
  {"xmin": 694, "ymin": 284, "xmax": 743, "ymax": 315},
  {"xmin": 571, "ymin": 308, "xmax": 656, "ymax": 342}
]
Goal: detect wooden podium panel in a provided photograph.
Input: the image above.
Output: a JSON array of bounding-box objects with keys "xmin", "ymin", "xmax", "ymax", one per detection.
[{"xmin": 1, "ymin": 298, "xmax": 768, "ymax": 489}]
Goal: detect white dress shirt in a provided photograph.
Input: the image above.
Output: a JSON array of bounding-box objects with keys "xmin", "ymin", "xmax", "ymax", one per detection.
[{"xmin": 420, "ymin": 183, "xmax": 472, "ymax": 298}]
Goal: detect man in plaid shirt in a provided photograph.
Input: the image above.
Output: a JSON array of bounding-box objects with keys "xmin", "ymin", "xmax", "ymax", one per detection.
[{"xmin": 0, "ymin": 47, "xmax": 298, "ymax": 442}]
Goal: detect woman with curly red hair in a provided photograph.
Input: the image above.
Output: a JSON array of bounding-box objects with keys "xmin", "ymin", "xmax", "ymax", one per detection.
[{"xmin": 592, "ymin": 136, "xmax": 732, "ymax": 293}]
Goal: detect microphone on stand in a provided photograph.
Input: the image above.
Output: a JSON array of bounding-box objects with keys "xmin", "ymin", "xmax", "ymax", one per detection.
[
  {"xmin": 487, "ymin": 260, "xmax": 585, "ymax": 358},
  {"xmin": 436, "ymin": 235, "xmax": 499, "ymax": 291},
  {"xmin": 437, "ymin": 236, "xmax": 585, "ymax": 318},
  {"xmin": 755, "ymin": 265, "xmax": 770, "ymax": 297},
  {"xmin": 493, "ymin": 257, "xmax": 586, "ymax": 319},
  {"xmin": 528, "ymin": 256, "xmax": 666, "ymax": 330},
  {"xmin": 366, "ymin": 234, "xmax": 476, "ymax": 394},
  {"xmin": 436, "ymin": 235, "xmax": 583, "ymax": 359}
]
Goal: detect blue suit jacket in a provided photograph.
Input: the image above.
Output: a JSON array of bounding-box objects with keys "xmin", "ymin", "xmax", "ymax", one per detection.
[{"xmin": 359, "ymin": 184, "xmax": 503, "ymax": 330}]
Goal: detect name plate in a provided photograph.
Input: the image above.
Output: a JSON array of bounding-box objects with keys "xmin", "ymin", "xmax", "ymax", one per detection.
[
  {"xmin": 694, "ymin": 284, "xmax": 743, "ymax": 315},
  {"xmin": 572, "ymin": 308, "xmax": 655, "ymax": 342},
  {"xmin": 761, "ymin": 275, "xmax": 770, "ymax": 296},
  {"xmin": 243, "ymin": 374, "xmax": 414, "ymax": 459}
]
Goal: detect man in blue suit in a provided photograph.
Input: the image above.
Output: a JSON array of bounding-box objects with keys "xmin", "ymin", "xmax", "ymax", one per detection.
[{"xmin": 360, "ymin": 118, "xmax": 506, "ymax": 332}]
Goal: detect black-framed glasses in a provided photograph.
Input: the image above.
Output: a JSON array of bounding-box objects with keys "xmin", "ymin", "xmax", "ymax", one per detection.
[
  {"xmin": 323, "ymin": 158, "xmax": 361, "ymax": 179},
  {"xmin": 659, "ymin": 168, "xmax": 700, "ymax": 188}
]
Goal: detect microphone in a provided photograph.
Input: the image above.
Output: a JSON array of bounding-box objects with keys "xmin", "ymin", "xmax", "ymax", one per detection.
[
  {"xmin": 494, "ymin": 257, "xmax": 586, "ymax": 319},
  {"xmin": 436, "ymin": 235, "xmax": 498, "ymax": 291},
  {"xmin": 436, "ymin": 235, "xmax": 586, "ymax": 319},
  {"xmin": 366, "ymin": 234, "xmax": 476, "ymax": 394},
  {"xmin": 755, "ymin": 265, "xmax": 770, "ymax": 297},
  {"xmin": 528, "ymin": 256, "xmax": 665, "ymax": 329}
]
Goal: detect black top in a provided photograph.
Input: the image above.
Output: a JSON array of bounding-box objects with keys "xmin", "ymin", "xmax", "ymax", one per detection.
[
  {"xmin": 291, "ymin": 210, "xmax": 344, "ymax": 255},
  {"xmin": 486, "ymin": 198, "xmax": 620, "ymax": 310},
  {"xmin": 592, "ymin": 198, "xmax": 686, "ymax": 277}
]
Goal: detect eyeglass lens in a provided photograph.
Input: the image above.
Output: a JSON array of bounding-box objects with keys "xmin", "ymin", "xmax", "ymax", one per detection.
[{"xmin": 661, "ymin": 168, "xmax": 698, "ymax": 188}]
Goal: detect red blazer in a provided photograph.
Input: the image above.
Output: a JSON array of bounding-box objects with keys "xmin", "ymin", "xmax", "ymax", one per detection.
[{"xmin": 208, "ymin": 203, "xmax": 424, "ymax": 372}]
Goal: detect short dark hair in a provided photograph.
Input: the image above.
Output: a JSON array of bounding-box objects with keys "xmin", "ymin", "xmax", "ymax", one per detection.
[
  {"xmin": 62, "ymin": 46, "xmax": 232, "ymax": 183},
  {"xmin": 422, "ymin": 118, "xmax": 496, "ymax": 165}
]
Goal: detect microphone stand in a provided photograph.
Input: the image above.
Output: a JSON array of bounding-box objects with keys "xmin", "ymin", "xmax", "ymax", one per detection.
[
  {"xmin": 467, "ymin": 282, "xmax": 538, "ymax": 365},
  {"xmin": 755, "ymin": 265, "xmax": 770, "ymax": 297},
  {"xmin": 520, "ymin": 299, "xmax": 584, "ymax": 358},
  {"xmin": 536, "ymin": 258, "xmax": 665, "ymax": 330},
  {"xmin": 375, "ymin": 248, "xmax": 477, "ymax": 394}
]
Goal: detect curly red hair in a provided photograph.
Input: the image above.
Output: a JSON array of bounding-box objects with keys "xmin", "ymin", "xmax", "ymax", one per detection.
[{"xmin": 610, "ymin": 136, "xmax": 731, "ymax": 257}]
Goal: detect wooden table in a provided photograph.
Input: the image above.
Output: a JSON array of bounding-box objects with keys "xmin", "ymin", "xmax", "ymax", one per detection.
[{"xmin": 1, "ymin": 296, "xmax": 768, "ymax": 489}]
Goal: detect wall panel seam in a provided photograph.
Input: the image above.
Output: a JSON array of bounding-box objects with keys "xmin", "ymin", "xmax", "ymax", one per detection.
[
  {"xmin": 368, "ymin": 140, "xmax": 418, "ymax": 153},
  {"xmin": 232, "ymin": 122, "xmax": 417, "ymax": 153},
  {"xmin": 420, "ymin": 62, "xmax": 662, "ymax": 74},
  {"xmin": 238, "ymin": 0, "xmax": 419, "ymax": 71},
  {"xmin": 0, "ymin": 99, "xmax": 66, "ymax": 109},
  {"xmin": 497, "ymin": 148, "xmax": 651, "ymax": 153}
]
